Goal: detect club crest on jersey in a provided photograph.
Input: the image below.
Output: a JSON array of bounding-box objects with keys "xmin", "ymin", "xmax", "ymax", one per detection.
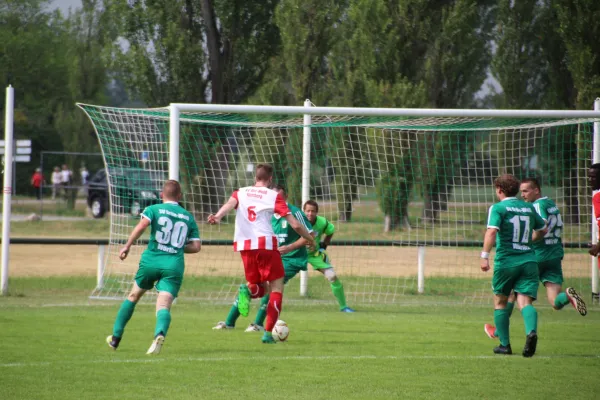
[{"xmin": 282, "ymin": 220, "xmax": 287, "ymax": 228}]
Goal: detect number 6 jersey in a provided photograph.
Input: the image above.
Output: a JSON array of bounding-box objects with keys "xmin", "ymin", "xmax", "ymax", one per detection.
[
  {"xmin": 140, "ymin": 201, "xmax": 200, "ymax": 270},
  {"xmin": 487, "ymin": 197, "xmax": 546, "ymax": 269},
  {"xmin": 231, "ymin": 186, "xmax": 290, "ymax": 252}
]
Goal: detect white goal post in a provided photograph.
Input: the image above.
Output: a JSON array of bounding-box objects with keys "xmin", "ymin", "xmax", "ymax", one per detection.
[{"xmin": 166, "ymin": 100, "xmax": 600, "ymax": 301}]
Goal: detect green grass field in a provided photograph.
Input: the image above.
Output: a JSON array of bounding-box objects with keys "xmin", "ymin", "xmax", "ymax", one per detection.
[{"xmin": 1, "ymin": 281, "xmax": 599, "ymax": 400}]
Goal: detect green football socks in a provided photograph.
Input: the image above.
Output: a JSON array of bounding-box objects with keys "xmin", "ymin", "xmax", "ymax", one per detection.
[
  {"xmin": 225, "ymin": 298, "xmax": 241, "ymax": 327},
  {"xmin": 113, "ymin": 299, "xmax": 136, "ymax": 338},
  {"xmin": 554, "ymin": 292, "xmax": 569, "ymax": 310},
  {"xmin": 331, "ymin": 280, "xmax": 347, "ymax": 310},
  {"xmin": 493, "ymin": 302, "xmax": 514, "ymax": 338},
  {"xmin": 494, "ymin": 308, "xmax": 511, "ymax": 347},
  {"xmin": 254, "ymin": 294, "xmax": 270, "ymax": 327},
  {"xmin": 154, "ymin": 308, "xmax": 171, "ymax": 337},
  {"xmin": 505, "ymin": 301, "xmax": 514, "ymax": 317},
  {"xmin": 521, "ymin": 304, "xmax": 538, "ymax": 335}
]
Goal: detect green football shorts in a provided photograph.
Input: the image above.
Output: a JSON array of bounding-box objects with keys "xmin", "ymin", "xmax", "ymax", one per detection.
[
  {"xmin": 538, "ymin": 257, "xmax": 564, "ymax": 285},
  {"xmin": 492, "ymin": 261, "xmax": 539, "ymax": 299},
  {"xmin": 135, "ymin": 265, "xmax": 183, "ymax": 298},
  {"xmin": 282, "ymin": 258, "xmax": 308, "ymax": 284}
]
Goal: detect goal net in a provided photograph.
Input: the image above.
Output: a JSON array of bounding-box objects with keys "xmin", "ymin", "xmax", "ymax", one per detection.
[{"xmin": 78, "ymin": 103, "xmax": 598, "ymax": 306}]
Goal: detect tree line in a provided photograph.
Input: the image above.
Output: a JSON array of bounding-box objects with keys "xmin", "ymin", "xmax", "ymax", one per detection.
[{"xmin": 1, "ymin": 0, "xmax": 599, "ymax": 226}]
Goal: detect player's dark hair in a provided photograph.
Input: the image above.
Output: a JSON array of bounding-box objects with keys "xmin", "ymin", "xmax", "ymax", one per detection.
[
  {"xmin": 272, "ymin": 183, "xmax": 286, "ymax": 194},
  {"xmin": 494, "ymin": 174, "xmax": 520, "ymax": 197},
  {"xmin": 303, "ymin": 199, "xmax": 319, "ymax": 213},
  {"xmin": 591, "ymin": 163, "xmax": 600, "ymax": 172},
  {"xmin": 255, "ymin": 163, "xmax": 274, "ymax": 181},
  {"xmin": 162, "ymin": 180, "xmax": 182, "ymax": 199},
  {"xmin": 521, "ymin": 177, "xmax": 541, "ymax": 191}
]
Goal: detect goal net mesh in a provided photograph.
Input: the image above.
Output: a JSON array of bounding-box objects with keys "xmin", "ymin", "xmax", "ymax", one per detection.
[{"xmin": 78, "ymin": 104, "xmax": 596, "ymax": 306}]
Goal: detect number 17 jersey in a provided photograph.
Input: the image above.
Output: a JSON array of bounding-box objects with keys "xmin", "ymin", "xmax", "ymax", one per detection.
[
  {"xmin": 487, "ymin": 197, "xmax": 546, "ymax": 269},
  {"xmin": 140, "ymin": 201, "xmax": 200, "ymax": 271}
]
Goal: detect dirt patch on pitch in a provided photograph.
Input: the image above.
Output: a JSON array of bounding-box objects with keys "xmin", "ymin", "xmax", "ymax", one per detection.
[{"xmin": 8, "ymin": 244, "xmax": 590, "ymax": 280}]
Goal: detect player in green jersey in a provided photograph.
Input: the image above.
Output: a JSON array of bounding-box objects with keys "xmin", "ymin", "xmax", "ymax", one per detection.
[
  {"xmin": 480, "ymin": 174, "xmax": 546, "ymax": 357},
  {"xmin": 484, "ymin": 178, "xmax": 588, "ymax": 343},
  {"xmin": 106, "ymin": 180, "xmax": 201, "ymax": 354},
  {"xmin": 213, "ymin": 184, "xmax": 314, "ymax": 333},
  {"xmin": 303, "ymin": 200, "xmax": 355, "ymax": 312}
]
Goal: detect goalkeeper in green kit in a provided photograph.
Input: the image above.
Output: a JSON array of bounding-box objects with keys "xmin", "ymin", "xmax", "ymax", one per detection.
[{"xmin": 303, "ymin": 200, "xmax": 354, "ymax": 313}]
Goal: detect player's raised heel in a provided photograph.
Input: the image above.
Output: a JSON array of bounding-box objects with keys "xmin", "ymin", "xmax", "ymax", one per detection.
[
  {"xmin": 340, "ymin": 307, "xmax": 356, "ymax": 313},
  {"xmin": 245, "ymin": 323, "xmax": 264, "ymax": 332},
  {"xmin": 566, "ymin": 287, "xmax": 587, "ymax": 316},
  {"xmin": 484, "ymin": 324, "xmax": 498, "ymax": 339},
  {"xmin": 146, "ymin": 335, "xmax": 165, "ymax": 355},
  {"xmin": 493, "ymin": 344, "xmax": 512, "ymax": 355},
  {"xmin": 213, "ymin": 321, "xmax": 234, "ymax": 330},
  {"xmin": 237, "ymin": 284, "xmax": 251, "ymax": 317},
  {"xmin": 522, "ymin": 331, "xmax": 538, "ymax": 358},
  {"xmin": 106, "ymin": 335, "xmax": 121, "ymax": 350}
]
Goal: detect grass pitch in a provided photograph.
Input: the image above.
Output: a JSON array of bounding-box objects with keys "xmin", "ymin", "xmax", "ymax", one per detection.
[{"xmin": 1, "ymin": 295, "xmax": 599, "ymax": 400}]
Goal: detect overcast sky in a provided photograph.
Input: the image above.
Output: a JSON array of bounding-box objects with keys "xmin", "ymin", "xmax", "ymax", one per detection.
[{"xmin": 52, "ymin": 0, "xmax": 82, "ymax": 14}]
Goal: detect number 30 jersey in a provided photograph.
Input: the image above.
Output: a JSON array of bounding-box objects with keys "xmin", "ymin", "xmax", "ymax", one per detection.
[
  {"xmin": 140, "ymin": 201, "xmax": 200, "ymax": 270},
  {"xmin": 231, "ymin": 186, "xmax": 290, "ymax": 252},
  {"xmin": 487, "ymin": 197, "xmax": 546, "ymax": 269},
  {"xmin": 532, "ymin": 196, "xmax": 564, "ymax": 262}
]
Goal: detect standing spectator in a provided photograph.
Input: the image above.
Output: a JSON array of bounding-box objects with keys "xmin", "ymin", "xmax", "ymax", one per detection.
[
  {"xmin": 30, "ymin": 168, "xmax": 44, "ymax": 200},
  {"xmin": 80, "ymin": 166, "xmax": 90, "ymax": 196},
  {"xmin": 61, "ymin": 164, "xmax": 72, "ymax": 199},
  {"xmin": 51, "ymin": 166, "xmax": 62, "ymax": 200}
]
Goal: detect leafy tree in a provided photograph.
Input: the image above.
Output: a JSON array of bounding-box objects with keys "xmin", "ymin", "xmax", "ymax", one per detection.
[{"xmin": 0, "ymin": 0, "xmax": 68, "ymax": 194}]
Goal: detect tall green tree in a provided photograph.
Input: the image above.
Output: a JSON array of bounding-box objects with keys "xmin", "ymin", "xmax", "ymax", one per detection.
[
  {"xmin": 553, "ymin": 0, "xmax": 600, "ymax": 109},
  {"xmin": 0, "ymin": 0, "xmax": 68, "ymax": 193},
  {"xmin": 420, "ymin": 0, "xmax": 494, "ymax": 223},
  {"xmin": 53, "ymin": 0, "xmax": 111, "ymax": 207}
]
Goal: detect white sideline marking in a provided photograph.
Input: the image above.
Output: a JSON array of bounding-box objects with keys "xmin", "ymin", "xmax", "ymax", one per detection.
[{"xmin": 1, "ymin": 354, "xmax": 599, "ymax": 368}]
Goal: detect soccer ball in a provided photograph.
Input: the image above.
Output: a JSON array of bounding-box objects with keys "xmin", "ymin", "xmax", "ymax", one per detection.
[{"xmin": 272, "ymin": 320, "xmax": 290, "ymax": 342}]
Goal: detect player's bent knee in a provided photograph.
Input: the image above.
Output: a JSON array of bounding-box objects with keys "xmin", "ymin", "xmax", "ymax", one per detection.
[
  {"xmin": 127, "ymin": 291, "xmax": 145, "ymax": 303},
  {"xmin": 323, "ymin": 268, "xmax": 337, "ymax": 283},
  {"xmin": 156, "ymin": 291, "xmax": 175, "ymax": 311}
]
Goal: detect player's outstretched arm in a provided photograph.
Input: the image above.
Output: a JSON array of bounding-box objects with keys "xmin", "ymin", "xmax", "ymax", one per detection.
[
  {"xmin": 120, "ymin": 217, "xmax": 151, "ymax": 260},
  {"xmin": 208, "ymin": 196, "xmax": 238, "ymax": 224},
  {"xmin": 279, "ymin": 237, "xmax": 311, "ymax": 255},
  {"xmin": 184, "ymin": 240, "xmax": 201, "ymax": 253},
  {"xmin": 480, "ymin": 228, "xmax": 497, "ymax": 272},
  {"xmin": 284, "ymin": 214, "xmax": 316, "ymax": 251}
]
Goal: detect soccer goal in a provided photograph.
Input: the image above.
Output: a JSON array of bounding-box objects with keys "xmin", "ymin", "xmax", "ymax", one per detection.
[{"xmin": 78, "ymin": 100, "xmax": 600, "ymax": 306}]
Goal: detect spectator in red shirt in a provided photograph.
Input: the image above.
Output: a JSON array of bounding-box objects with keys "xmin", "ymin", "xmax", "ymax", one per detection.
[{"xmin": 31, "ymin": 168, "xmax": 44, "ymax": 200}]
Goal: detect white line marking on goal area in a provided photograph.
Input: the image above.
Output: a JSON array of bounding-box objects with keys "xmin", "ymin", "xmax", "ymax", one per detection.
[{"xmin": 2, "ymin": 354, "xmax": 599, "ymax": 368}]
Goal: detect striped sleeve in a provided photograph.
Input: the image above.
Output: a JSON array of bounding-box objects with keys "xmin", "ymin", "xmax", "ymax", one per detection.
[
  {"xmin": 294, "ymin": 209, "xmax": 313, "ymax": 233},
  {"xmin": 486, "ymin": 205, "xmax": 500, "ymax": 230},
  {"xmin": 533, "ymin": 202, "xmax": 547, "ymax": 221}
]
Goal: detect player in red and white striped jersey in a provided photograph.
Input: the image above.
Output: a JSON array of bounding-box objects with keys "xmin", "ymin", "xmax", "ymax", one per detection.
[
  {"xmin": 588, "ymin": 164, "xmax": 600, "ymax": 259},
  {"xmin": 208, "ymin": 164, "xmax": 315, "ymax": 343}
]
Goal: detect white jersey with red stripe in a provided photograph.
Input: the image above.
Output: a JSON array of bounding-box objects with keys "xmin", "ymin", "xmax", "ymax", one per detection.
[
  {"xmin": 231, "ymin": 186, "xmax": 290, "ymax": 251},
  {"xmin": 594, "ymin": 191, "xmax": 600, "ymax": 238}
]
